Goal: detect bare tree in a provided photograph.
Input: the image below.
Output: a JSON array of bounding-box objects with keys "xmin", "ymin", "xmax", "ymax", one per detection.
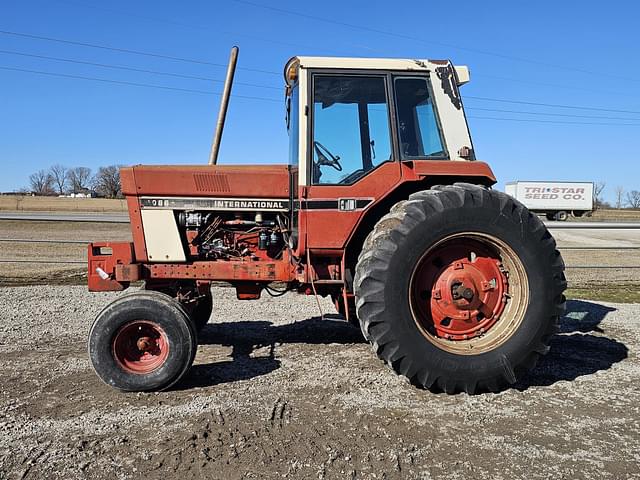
[
  {"xmin": 28, "ymin": 170, "xmax": 54, "ymax": 195},
  {"xmin": 593, "ymin": 181, "xmax": 606, "ymax": 210},
  {"xmin": 614, "ymin": 186, "xmax": 625, "ymax": 209},
  {"xmin": 67, "ymin": 167, "xmax": 93, "ymax": 194},
  {"xmin": 49, "ymin": 164, "xmax": 68, "ymax": 195},
  {"xmin": 626, "ymin": 190, "xmax": 640, "ymax": 209},
  {"xmin": 93, "ymin": 165, "xmax": 122, "ymax": 198}
]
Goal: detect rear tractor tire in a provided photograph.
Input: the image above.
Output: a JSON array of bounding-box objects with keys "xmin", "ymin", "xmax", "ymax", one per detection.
[
  {"xmin": 88, "ymin": 290, "xmax": 197, "ymax": 392},
  {"xmin": 354, "ymin": 183, "xmax": 566, "ymax": 394}
]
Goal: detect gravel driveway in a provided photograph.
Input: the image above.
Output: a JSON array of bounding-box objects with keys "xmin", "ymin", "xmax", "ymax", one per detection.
[{"xmin": 0, "ymin": 286, "xmax": 638, "ymax": 479}]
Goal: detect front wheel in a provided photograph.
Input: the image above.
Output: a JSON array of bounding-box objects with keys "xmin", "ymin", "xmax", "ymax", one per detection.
[
  {"xmin": 88, "ymin": 290, "xmax": 197, "ymax": 392},
  {"xmin": 354, "ymin": 184, "xmax": 566, "ymax": 394}
]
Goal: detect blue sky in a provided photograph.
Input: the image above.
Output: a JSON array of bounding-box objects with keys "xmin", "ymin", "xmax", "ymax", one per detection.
[{"xmin": 1, "ymin": 0, "xmax": 639, "ymax": 202}]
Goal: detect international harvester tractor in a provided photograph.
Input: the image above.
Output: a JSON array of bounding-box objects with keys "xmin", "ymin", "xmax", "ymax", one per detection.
[{"xmin": 87, "ymin": 49, "xmax": 566, "ymax": 394}]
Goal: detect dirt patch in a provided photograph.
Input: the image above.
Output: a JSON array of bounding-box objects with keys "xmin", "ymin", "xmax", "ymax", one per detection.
[{"xmin": 0, "ymin": 286, "xmax": 638, "ymax": 479}]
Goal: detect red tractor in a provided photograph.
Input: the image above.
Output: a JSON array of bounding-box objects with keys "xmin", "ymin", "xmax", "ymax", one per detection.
[{"xmin": 87, "ymin": 51, "xmax": 566, "ymax": 394}]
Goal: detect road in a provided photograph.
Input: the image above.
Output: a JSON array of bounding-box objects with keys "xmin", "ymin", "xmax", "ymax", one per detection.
[
  {"xmin": 1, "ymin": 214, "xmax": 638, "ymax": 288},
  {"xmin": 0, "ymin": 212, "xmax": 129, "ymax": 223}
]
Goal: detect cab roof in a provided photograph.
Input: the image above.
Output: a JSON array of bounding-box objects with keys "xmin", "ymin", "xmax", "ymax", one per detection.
[{"xmin": 285, "ymin": 56, "xmax": 469, "ymax": 86}]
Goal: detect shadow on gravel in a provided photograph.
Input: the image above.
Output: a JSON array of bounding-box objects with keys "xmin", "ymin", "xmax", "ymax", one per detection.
[
  {"xmin": 179, "ymin": 301, "xmax": 628, "ymax": 391},
  {"xmin": 178, "ymin": 315, "xmax": 364, "ymax": 389},
  {"xmin": 517, "ymin": 299, "xmax": 628, "ymax": 389}
]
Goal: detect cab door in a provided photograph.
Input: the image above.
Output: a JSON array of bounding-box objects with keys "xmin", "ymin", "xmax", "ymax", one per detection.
[{"xmin": 301, "ymin": 72, "xmax": 402, "ymax": 250}]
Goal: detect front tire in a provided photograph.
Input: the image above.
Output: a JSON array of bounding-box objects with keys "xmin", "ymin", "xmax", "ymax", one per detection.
[
  {"xmin": 354, "ymin": 184, "xmax": 566, "ymax": 394},
  {"xmin": 88, "ymin": 290, "xmax": 197, "ymax": 392}
]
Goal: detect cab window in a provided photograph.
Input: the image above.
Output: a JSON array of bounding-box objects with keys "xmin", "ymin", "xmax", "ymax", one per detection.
[
  {"xmin": 394, "ymin": 77, "xmax": 445, "ymax": 159},
  {"xmin": 287, "ymin": 85, "xmax": 299, "ymax": 166},
  {"xmin": 312, "ymin": 75, "xmax": 392, "ymax": 185}
]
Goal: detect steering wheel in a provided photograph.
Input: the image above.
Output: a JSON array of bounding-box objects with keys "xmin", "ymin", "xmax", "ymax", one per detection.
[{"xmin": 313, "ymin": 141, "xmax": 343, "ymax": 171}]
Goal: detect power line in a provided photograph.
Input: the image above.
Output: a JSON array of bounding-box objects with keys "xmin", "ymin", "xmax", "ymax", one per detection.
[
  {"xmin": 228, "ymin": 0, "xmax": 639, "ymax": 83},
  {"xmin": 466, "ymin": 106, "xmax": 640, "ymax": 122},
  {"xmin": 465, "ymin": 95, "xmax": 640, "ymax": 115},
  {"xmin": 53, "ymin": 0, "xmax": 361, "ymax": 57},
  {"xmin": 0, "ymin": 49, "xmax": 282, "ymax": 90},
  {"xmin": 3, "ymin": 29, "xmax": 640, "ymax": 116},
  {"xmin": 467, "ymin": 115, "xmax": 640, "ymax": 126},
  {"xmin": 4, "ymin": 61, "xmax": 640, "ymax": 124},
  {"xmin": 473, "ymin": 70, "xmax": 638, "ymax": 100},
  {"xmin": 0, "ymin": 66, "xmax": 282, "ymax": 102},
  {"xmin": 0, "ymin": 29, "xmax": 281, "ymax": 75},
  {"xmin": 54, "ymin": 0, "xmax": 633, "ymax": 98}
]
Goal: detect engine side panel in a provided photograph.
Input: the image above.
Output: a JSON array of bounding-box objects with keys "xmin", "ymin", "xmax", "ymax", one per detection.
[{"xmin": 140, "ymin": 209, "xmax": 186, "ymax": 262}]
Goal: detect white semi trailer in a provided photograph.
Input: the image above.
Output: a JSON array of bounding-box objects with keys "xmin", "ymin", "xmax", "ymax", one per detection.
[{"xmin": 505, "ymin": 181, "xmax": 594, "ymax": 221}]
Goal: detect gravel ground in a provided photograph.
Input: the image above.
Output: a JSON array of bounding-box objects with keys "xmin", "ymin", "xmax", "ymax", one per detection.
[{"xmin": 0, "ymin": 286, "xmax": 638, "ymax": 479}]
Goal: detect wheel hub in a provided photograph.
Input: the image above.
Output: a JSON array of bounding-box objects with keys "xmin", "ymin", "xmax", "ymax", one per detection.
[
  {"xmin": 112, "ymin": 321, "xmax": 169, "ymax": 374},
  {"xmin": 412, "ymin": 239, "xmax": 509, "ymax": 342}
]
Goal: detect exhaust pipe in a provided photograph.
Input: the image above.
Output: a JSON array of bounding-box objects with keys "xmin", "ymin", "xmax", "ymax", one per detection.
[{"xmin": 209, "ymin": 46, "xmax": 239, "ymax": 165}]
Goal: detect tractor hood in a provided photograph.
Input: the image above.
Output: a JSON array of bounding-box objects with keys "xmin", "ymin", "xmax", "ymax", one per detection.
[{"xmin": 121, "ymin": 164, "xmax": 293, "ymax": 199}]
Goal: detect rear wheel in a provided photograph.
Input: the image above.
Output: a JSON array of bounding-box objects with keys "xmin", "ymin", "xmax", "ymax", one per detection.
[
  {"xmin": 555, "ymin": 210, "xmax": 568, "ymax": 221},
  {"xmin": 354, "ymin": 184, "xmax": 566, "ymax": 394},
  {"xmin": 88, "ymin": 290, "xmax": 197, "ymax": 392}
]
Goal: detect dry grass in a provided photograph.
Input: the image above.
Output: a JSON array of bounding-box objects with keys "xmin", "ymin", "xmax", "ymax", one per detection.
[
  {"xmin": 565, "ymin": 285, "xmax": 640, "ymax": 303},
  {"xmin": 0, "ymin": 195, "xmax": 126, "ymax": 212},
  {"xmin": 572, "ymin": 208, "xmax": 640, "ymax": 222}
]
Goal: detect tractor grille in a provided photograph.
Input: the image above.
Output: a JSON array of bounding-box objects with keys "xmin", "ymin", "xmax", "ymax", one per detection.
[{"xmin": 193, "ymin": 173, "xmax": 231, "ymax": 193}]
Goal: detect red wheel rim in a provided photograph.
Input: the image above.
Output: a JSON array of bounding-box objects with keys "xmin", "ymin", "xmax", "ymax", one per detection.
[
  {"xmin": 112, "ymin": 320, "xmax": 170, "ymax": 374},
  {"xmin": 409, "ymin": 234, "xmax": 527, "ymax": 354}
]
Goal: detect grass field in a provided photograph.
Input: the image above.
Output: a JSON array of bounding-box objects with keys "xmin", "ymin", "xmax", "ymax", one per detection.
[
  {"xmin": 565, "ymin": 285, "xmax": 640, "ymax": 303},
  {"xmin": 576, "ymin": 208, "xmax": 640, "ymax": 222},
  {"xmin": 0, "ymin": 195, "xmax": 126, "ymax": 212}
]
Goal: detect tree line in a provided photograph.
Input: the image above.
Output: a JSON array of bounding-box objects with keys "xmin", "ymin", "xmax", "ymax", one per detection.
[
  {"xmin": 594, "ymin": 182, "xmax": 640, "ymax": 209},
  {"xmin": 26, "ymin": 165, "xmax": 122, "ymax": 198}
]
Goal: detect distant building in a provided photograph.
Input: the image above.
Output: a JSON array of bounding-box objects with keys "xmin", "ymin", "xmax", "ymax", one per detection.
[
  {"xmin": 1, "ymin": 191, "xmax": 35, "ymax": 196},
  {"xmin": 62, "ymin": 188, "xmax": 97, "ymax": 198}
]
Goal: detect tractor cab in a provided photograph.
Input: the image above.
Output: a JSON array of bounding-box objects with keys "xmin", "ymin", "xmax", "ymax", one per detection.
[
  {"xmin": 282, "ymin": 57, "xmax": 487, "ymax": 253},
  {"xmin": 284, "ymin": 56, "xmax": 475, "ymax": 189}
]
